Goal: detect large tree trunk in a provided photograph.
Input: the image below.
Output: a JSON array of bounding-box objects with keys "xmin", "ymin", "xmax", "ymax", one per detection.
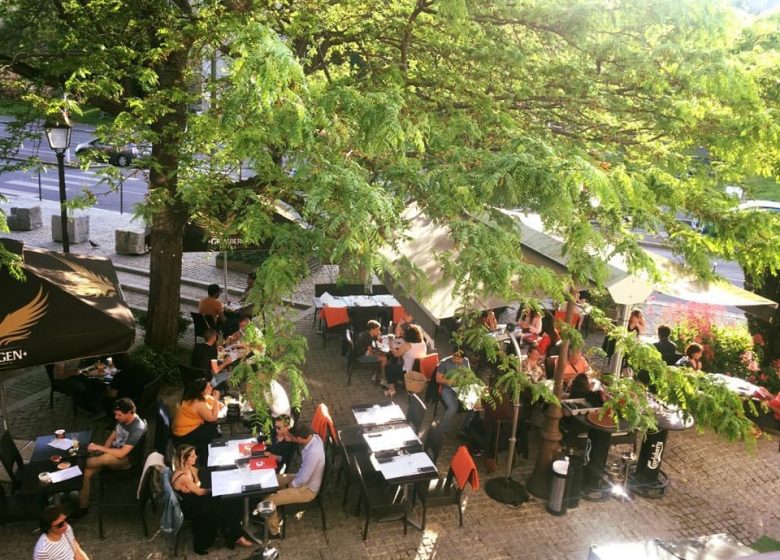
[{"xmin": 144, "ymin": 48, "xmax": 190, "ymax": 350}]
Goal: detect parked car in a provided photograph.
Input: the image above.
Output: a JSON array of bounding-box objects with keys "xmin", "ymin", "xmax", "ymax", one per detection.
[
  {"xmin": 738, "ymin": 200, "xmax": 780, "ymax": 213},
  {"xmin": 74, "ymin": 138, "xmax": 151, "ymax": 167}
]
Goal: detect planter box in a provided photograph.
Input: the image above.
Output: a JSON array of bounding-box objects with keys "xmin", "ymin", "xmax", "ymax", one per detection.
[
  {"xmin": 115, "ymin": 229, "xmax": 148, "ymax": 255},
  {"xmin": 51, "ymin": 214, "xmax": 89, "ymax": 243},
  {"xmin": 7, "ymin": 206, "xmax": 42, "ymax": 231}
]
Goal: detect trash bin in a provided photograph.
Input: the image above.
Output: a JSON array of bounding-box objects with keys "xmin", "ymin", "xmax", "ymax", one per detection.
[
  {"xmin": 547, "ymin": 458, "xmax": 570, "ymax": 516},
  {"xmin": 566, "ymin": 454, "xmax": 584, "ymax": 509}
]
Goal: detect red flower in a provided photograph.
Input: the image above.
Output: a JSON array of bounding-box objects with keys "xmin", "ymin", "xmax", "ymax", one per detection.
[{"xmin": 753, "ymin": 333, "xmax": 765, "ymax": 346}]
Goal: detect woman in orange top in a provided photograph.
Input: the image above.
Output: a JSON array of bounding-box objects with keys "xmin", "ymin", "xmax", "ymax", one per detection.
[
  {"xmin": 172, "ymin": 378, "xmax": 223, "ymax": 447},
  {"xmin": 560, "ymin": 346, "xmax": 592, "ymax": 387}
]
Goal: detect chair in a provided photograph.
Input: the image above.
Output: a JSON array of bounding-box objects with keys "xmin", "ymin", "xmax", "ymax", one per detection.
[
  {"xmin": 353, "ymin": 456, "xmax": 408, "ymax": 540},
  {"xmin": 153, "ymin": 401, "xmax": 173, "ymax": 458},
  {"xmin": 321, "ymin": 306, "xmax": 350, "ymax": 348},
  {"xmin": 423, "ymin": 421, "xmax": 445, "ymax": 464},
  {"xmin": 414, "ymin": 445, "xmax": 479, "ymax": 530},
  {"xmin": 414, "ymin": 354, "xmax": 439, "ymax": 405},
  {"xmin": 0, "ymin": 431, "xmax": 25, "ymax": 493},
  {"xmin": 406, "ymin": 394, "xmax": 427, "ymax": 436},
  {"xmin": 178, "ymin": 364, "xmax": 210, "ymax": 388},
  {"xmin": 345, "ymin": 329, "xmax": 379, "ymax": 385},
  {"xmin": 96, "ymin": 432, "xmax": 148, "ymax": 538},
  {"xmin": 0, "ymin": 484, "xmax": 42, "ymax": 526},
  {"xmin": 45, "ymin": 364, "xmax": 77, "ymax": 415},
  {"xmin": 189, "ymin": 312, "xmax": 215, "ymax": 343},
  {"xmin": 138, "ymin": 373, "xmax": 165, "ymax": 417},
  {"xmin": 137, "ymin": 458, "xmax": 161, "ymax": 538},
  {"xmin": 280, "ymin": 453, "xmax": 330, "ymax": 538},
  {"xmin": 311, "ymin": 403, "xmax": 339, "ymax": 458}
]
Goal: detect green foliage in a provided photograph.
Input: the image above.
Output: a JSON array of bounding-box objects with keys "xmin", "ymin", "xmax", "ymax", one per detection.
[
  {"xmin": 133, "ymin": 310, "xmax": 189, "ymax": 336},
  {"xmin": 128, "ymin": 344, "xmax": 184, "ymax": 385}
]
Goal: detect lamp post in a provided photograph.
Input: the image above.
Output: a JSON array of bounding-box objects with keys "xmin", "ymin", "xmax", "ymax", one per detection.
[{"xmin": 44, "ymin": 115, "xmax": 72, "ymax": 253}]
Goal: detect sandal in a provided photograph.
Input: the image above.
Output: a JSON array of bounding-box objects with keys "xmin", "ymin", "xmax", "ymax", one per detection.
[{"xmin": 235, "ymin": 536, "xmax": 254, "ymax": 548}]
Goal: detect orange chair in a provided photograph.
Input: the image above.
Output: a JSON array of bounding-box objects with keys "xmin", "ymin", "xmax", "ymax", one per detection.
[
  {"xmin": 392, "ymin": 306, "xmax": 406, "ymax": 324},
  {"xmin": 417, "ymin": 354, "xmax": 439, "ymax": 381},
  {"xmin": 415, "ymin": 445, "xmax": 479, "ymax": 529},
  {"xmin": 321, "ymin": 306, "xmax": 350, "ymax": 348},
  {"xmin": 311, "ymin": 403, "xmax": 338, "ymax": 447}
]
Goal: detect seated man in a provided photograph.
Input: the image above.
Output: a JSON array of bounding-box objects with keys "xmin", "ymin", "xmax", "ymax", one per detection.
[
  {"xmin": 53, "ymin": 359, "xmax": 105, "ymax": 413},
  {"xmin": 653, "ymin": 325, "xmax": 681, "ymax": 365},
  {"xmin": 265, "ymin": 414, "xmax": 298, "ymax": 472},
  {"xmin": 198, "ymin": 283, "xmax": 225, "ymax": 327},
  {"xmin": 354, "ymin": 320, "xmax": 388, "ymax": 383},
  {"xmin": 191, "ymin": 328, "xmax": 234, "ymax": 387},
  {"xmin": 436, "ymin": 350, "xmax": 473, "ymax": 435},
  {"xmin": 73, "ymin": 398, "xmax": 147, "ymax": 518},
  {"xmin": 224, "ymin": 315, "xmax": 251, "ymax": 346},
  {"xmin": 261, "ymin": 421, "xmax": 325, "ymax": 537}
]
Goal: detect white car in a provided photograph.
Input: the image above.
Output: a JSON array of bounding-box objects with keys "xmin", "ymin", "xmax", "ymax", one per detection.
[{"xmin": 738, "ymin": 200, "xmax": 780, "ymax": 213}]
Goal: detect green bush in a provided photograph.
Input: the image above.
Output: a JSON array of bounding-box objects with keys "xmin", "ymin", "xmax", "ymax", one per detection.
[
  {"xmin": 133, "ymin": 309, "xmax": 190, "ymax": 336},
  {"xmin": 709, "ymin": 324, "xmax": 753, "ymax": 375},
  {"xmin": 129, "ymin": 344, "xmax": 184, "ymax": 385}
]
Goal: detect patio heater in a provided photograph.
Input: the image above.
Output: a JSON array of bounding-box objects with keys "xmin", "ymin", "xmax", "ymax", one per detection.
[{"xmin": 44, "ymin": 113, "xmax": 73, "ymax": 253}]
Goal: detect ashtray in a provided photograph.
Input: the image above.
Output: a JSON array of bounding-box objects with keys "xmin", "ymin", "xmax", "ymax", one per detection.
[{"xmin": 38, "ymin": 472, "xmax": 52, "ymax": 485}]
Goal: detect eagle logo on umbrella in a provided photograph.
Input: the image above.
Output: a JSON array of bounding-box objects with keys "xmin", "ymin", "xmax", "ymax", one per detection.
[{"xmin": 0, "ymin": 287, "xmax": 49, "ymax": 347}]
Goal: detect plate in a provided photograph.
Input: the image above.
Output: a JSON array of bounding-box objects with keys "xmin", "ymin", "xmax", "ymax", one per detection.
[
  {"xmin": 57, "ymin": 462, "xmax": 71, "ymax": 470},
  {"xmin": 586, "ymin": 410, "xmax": 617, "ymax": 429}
]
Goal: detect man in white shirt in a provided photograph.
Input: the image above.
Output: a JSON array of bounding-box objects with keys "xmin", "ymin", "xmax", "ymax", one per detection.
[
  {"xmin": 33, "ymin": 505, "xmax": 89, "ymax": 560},
  {"xmin": 262, "ymin": 422, "xmax": 325, "ymax": 537}
]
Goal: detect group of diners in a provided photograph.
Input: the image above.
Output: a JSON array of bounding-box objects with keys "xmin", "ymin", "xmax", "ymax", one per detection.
[
  {"xmin": 197, "ymin": 276, "xmax": 255, "ymax": 339},
  {"xmin": 169, "ymin": 413, "xmax": 325, "ymax": 554}
]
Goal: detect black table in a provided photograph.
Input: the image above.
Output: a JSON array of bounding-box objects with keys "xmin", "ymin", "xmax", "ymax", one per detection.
[{"xmin": 21, "ymin": 430, "xmax": 92, "ymax": 498}]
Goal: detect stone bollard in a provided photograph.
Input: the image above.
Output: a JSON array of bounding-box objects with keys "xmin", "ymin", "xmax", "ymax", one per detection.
[
  {"xmin": 115, "ymin": 229, "xmax": 148, "ymax": 255},
  {"xmin": 51, "ymin": 214, "xmax": 90, "ymax": 243},
  {"xmin": 7, "ymin": 206, "xmax": 43, "ymax": 231}
]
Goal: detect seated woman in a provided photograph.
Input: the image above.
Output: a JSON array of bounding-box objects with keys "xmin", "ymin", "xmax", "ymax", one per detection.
[
  {"xmin": 568, "ymin": 373, "xmax": 604, "ymax": 407},
  {"xmin": 394, "ymin": 310, "xmax": 414, "ymax": 338},
  {"xmin": 517, "ymin": 308, "xmax": 542, "ymax": 343},
  {"xmin": 627, "ymin": 308, "xmax": 647, "ymax": 336},
  {"xmin": 522, "ymin": 346, "xmax": 545, "ymax": 382},
  {"xmin": 536, "ymin": 313, "xmax": 561, "ymax": 357},
  {"xmin": 172, "ymin": 379, "xmax": 223, "ymax": 448},
  {"xmin": 385, "ymin": 324, "xmax": 427, "ymax": 398},
  {"xmin": 481, "ymin": 309, "xmax": 499, "ymax": 331},
  {"xmin": 675, "ymin": 342, "xmax": 704, "ymax": 371},
  {"xmin": 555, "ymin": 346, "xmax": 592, "ymax": 387},
  {"xmin": 172, "ymin": 445, "xmax": 252, "ymax": 554}
]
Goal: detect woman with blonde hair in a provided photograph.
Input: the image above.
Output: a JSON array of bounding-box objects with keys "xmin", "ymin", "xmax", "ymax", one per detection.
[{"xmin": 172, "ymin": 445, "xmax": 252, "ymax": 554}]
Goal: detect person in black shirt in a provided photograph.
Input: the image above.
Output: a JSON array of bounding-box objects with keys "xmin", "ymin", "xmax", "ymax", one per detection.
[
  {"xmin": 191, "ymin": 329, "xmax": 233, "ymax": 383},
  {"xmin": 354, "ymin": 320, "xmax": 388, "ymax": 383},
  {"xmin": 653, "ymin": 325, "xmax": 681, "ymax": 365}
]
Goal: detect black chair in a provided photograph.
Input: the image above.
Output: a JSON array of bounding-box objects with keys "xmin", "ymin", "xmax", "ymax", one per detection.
[
  {"xmin": 423, "ymin": 421, "xmax": 445, "ymax": 464},
  {"xmin": 190, "ymin": 312, "xmax": 216, "ymax": 343},
  {"xmin": 280, "ymin": 454, "xmax": 330, "ymax": 538},
  {"xmin": 137, "ymin": 457, "xmax": 160, "ymax": 538},
  {"xmin": 154, "ymin": 401, "xmax": 173, "ymax": 459},
  {"xmin": 414, "ymin": 460, "xmax": 471, "ymax": 530},
  {"xmin": 345, "ymin": 329, "xmax": 379, "ymax": 385},
  {"xmin": 0, "ymin": 431, "xmax": 25, "ymax": 494},
  {"xmin": 406, "ymin": 394, "xmax": 427, "ymax": 436},
  {"xmin": 353, "ymin": 456, "xmax": 407, "ymax": 540},
  {"xmin": 45, "ymin": 364, "xmax": 77, "ymax": 415},
  {"xmin": 179, "ymin": 364, "xmax": 210, "ymax": 388},
  {"xmin": 96, "ymin": 431, "xmax": 148, "ymax": 538},
  {"xmin": 138, "ymin": 373, "xmax": 165, "ymax": 418},
  {"xmin": 0, "ymin": 484, "xmax": 42, "ymax": 526}
]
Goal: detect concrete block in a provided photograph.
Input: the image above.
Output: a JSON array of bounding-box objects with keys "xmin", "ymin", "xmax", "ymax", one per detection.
[
  {"xmin": 7, "ymin": 206, "xmax": 42, "ymax": 231},
  {"xmin": 115, "ymin": 229, "xmax": 148, "ymax": 255},
  {"xmin": 51, "ymin": 214, "xmax": 89, "ymax": 243}
]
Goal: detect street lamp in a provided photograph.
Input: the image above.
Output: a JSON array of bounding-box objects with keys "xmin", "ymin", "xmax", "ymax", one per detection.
[{"xmin": 44, "ymin": 114, "xmax": 72, "ymax": 253}]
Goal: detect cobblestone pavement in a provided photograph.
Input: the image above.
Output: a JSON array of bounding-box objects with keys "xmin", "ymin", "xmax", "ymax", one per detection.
[{"xmin": 2, "ymin": 197, "xmax": 780, "ymax": 559}]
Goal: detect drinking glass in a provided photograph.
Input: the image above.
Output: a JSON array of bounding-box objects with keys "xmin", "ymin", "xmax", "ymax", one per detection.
[{"xmin": 71, "ymin": 434, "xmax": 80, "ymax": 451}]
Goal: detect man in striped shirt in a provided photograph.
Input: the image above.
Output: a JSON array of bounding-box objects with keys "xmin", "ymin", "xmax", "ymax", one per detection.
[{"xmin": 33, "ymin": 505, "xmax": 89, "ymax": 559}]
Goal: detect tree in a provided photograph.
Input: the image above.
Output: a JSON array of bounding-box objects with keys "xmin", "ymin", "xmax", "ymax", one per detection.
[{"xmin": 2, "ymin": 0, "xmax": 779, "ymax": 489}]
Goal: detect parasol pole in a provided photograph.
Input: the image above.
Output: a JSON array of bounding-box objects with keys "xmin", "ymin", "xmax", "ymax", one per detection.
[{"xmin": 1, "ymin": 379, "xmax": 8, "ymax": 431}]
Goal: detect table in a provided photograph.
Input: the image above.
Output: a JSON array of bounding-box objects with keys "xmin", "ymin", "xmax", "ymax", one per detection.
[
  {"xmin": 362, "ymin": 425, "xmax": 421, "ymax": 455},
  {"xmin": 369, "ymin": 452, "xmax": 437, "ymax": 484},
  {"xmin": 576, "ymin": 412, "xmax": 632, "ymax": 491},
  {"xmin": 207, "ymin": 438, "xmax": 258, "ymax": 468},
  {"xmin": 352, "ymin": 403, "xmax": 406, "ymax": 427},
  {"xmin": 79, "ymin": 364, "xmax": 119, "ymax": 385},
  {"xmin": 209, "ymin": 466, "xmax": 280, "ymax": 545},
  {"xmin": 21, "ymin": 430, "xmax": 92, "ymax": 498}
]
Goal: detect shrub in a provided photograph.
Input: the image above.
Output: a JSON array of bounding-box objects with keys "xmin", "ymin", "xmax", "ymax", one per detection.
[{"xmin": 128, "ymin": 344, "xmax": 184, "ymax": 385}]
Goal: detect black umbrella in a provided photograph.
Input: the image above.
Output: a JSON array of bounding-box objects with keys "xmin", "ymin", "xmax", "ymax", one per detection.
[{"xmin": 0, "ymin": 238, "xmax": 135, "ymax": 428}]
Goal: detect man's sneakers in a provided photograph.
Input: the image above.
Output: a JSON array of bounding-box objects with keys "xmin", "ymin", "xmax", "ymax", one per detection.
[{"xmin": 69, "ymin": 507, "xmax": 89, "ymax": 520}]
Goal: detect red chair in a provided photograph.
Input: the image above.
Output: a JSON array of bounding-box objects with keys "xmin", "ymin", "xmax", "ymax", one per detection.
[
  {"xmin": 414, "ymin": 445, "xmax": 479, "ymax": 529},
  {"xmin": 392, "ymin": 306, "xmax": 406, "ymax": 324},
  {"xmin": 417, "ymin": 354, "xmax": 439, "ymax": 381},
  {"xmin": 311, "ymin": 403, "xmax": 338, "ymax": 447},
  {"xmin": 554, "ymin": 309, "xmax": 580, "ymax": 327},
  {"xmin": 321, "ymin": 306, "xmax": 350, "ymax": 348}
]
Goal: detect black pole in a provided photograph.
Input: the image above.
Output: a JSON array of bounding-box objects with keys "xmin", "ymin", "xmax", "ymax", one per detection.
[
  {"xmin": 120, "ymin": 175, "xmax": 124, "ymax": 214},
  {"xmin": 56, "ymin": 151, "xmax": 70, "ymax": 253}
]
